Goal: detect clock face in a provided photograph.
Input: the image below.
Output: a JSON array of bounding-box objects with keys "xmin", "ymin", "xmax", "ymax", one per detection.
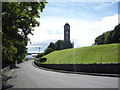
[
  {"xmin": 66, "ymin": 31, "xmax": 69, "ymax": 34},
  {"xmin": 65, "ymin": 25, "xmax": 70, "ymax": 30}
]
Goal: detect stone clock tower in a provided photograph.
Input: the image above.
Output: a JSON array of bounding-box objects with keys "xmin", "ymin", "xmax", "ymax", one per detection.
[
  {"xmin": 64, "ymin": 23, "xmax": 70, "ymax": 42},
  {"xmin": 62, "ymin": 23, "xmax": 73, "ymax": 49}
]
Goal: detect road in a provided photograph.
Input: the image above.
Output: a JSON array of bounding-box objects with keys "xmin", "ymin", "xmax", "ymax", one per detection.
[{"xmin": 9, "ymin": 60, "xmax": 118, "ymax": 88}]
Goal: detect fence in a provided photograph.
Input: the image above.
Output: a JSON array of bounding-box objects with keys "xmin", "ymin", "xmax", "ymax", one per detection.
[{"xmin": 45, "ymin": 56, "xmax": 118, "ymax": 64}]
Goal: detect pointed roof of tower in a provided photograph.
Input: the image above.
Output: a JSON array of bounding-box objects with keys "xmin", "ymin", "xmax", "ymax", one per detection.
[{"xmin": 65, "ymin": 23, "xmax": 70, "ymax": 26}]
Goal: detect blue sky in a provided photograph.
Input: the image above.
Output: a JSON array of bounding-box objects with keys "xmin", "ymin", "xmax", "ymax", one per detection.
[
  {"xmin": 27, "ymin": 1, "xmax": 118, "ymax": 53},
  {"xmin": 41, "ymin": 2, "xmax": 117, "ymax": 20}
]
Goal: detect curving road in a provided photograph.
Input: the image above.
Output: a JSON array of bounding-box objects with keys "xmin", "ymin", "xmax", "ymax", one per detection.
[{"xmin": 9, "ymin": 60, "xmax": 118, "ymax": 88}]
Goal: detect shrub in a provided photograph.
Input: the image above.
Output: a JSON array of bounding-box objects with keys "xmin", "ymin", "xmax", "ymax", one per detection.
[
  {"xmin": 36, "ymin": 53, "xmax": 45, "ymax": 58},
  {"xmin": 40, "ymin": 58, "xmax": 47, "ymax": 63}
]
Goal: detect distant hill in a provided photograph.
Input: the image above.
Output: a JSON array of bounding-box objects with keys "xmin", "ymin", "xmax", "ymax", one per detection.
[{"xmin": 42, "ymin": 43, "xmax": 119, "ymax": 64}]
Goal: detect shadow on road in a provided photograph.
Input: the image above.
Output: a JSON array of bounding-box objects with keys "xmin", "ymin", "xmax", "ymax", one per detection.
[
  {"xmin": 10, "ymin": 66, "xmax": 20, "ymax": 69},
  {"xmin": 1, "ymin": 75, "xmax": 14, "ymax": 90},
  {"xmin": 2, "ymin": 82, "xmax": 14, "ymax": 90}
]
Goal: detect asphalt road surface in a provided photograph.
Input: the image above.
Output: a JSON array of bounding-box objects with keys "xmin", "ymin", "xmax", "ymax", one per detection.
[{"xmin": 9, "ymin": 60, "xmax": 118, "ymax": 88}]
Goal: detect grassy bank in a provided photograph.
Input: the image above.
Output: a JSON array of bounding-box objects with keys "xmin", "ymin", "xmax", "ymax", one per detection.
[{"xmin": 42, "ymin": 43, "xmax": 119, "ymax": 64}]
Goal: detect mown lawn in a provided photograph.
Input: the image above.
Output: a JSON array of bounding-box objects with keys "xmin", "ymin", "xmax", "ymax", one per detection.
[{"xmin": 42, "ymin": 43, "xmax": 119, "ymax": 64}]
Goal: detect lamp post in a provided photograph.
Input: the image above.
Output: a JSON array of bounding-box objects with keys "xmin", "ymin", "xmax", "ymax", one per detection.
[
  {"xmin": 38, "ymin": 47, "xmax": 40, "ymax": 58},
  {"xmin": 39, "ymin": 47, "xmax": 40, "ymax": 54},
  {"xmin": 35, "ymin": 46, "xmax": 41, "ymax": 59}
]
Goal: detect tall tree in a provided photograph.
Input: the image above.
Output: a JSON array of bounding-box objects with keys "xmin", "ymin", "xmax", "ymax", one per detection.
[{"xmin": 2, "ymin": 2, "xmax": 47, "ymax": 68}]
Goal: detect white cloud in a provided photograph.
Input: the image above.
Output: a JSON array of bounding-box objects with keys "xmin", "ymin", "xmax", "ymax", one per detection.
[
  {"xmin": 94, "ymin": 2, "xmax": 116, "ymax": 10},
  {"xmin": 28, "ymin": 14, "xmax": 118, "ymax": 52},
  {"xmin": 71, "ymin": 14, "xmax": 118, "ymax": 48}
]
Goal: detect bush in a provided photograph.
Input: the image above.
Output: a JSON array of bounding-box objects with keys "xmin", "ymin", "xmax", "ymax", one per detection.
[
  {"xmin": 24, "ymin": 58, "xmax": 28, "ymax": 61},
  {"xmin": 40, "ymin": 58, "xmax": 47, "ymax": 63},
  {"xmin": 35, "ymin": 58, "xmax": 47, "ymax": 63},
  {"xmin": 44, "ymin": 48, "xmax": 54, "ymax": 55},
  {"xmin": 36, "ymin": 53, "xmax": 45, "ymax": 58}
]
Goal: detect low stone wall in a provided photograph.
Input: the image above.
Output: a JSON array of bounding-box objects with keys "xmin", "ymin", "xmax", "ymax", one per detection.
[{"xmin": 34, "ymin": 61, "xmax": 120, "ymax": 74}]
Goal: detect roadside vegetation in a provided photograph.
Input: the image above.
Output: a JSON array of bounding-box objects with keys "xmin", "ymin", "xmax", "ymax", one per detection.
[
  {"xmin": 41, "ymin": 43, "xmax": 119, "ymax": 64},
  {"xmin": 2, "ymin": 2, "xmax": 47, "ymax": 68}
]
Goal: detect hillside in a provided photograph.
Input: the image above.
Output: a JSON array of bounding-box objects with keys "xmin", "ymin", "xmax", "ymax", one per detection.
[{"xmin": 42, "ymin": 43, "xmax": 119, "ymax": 64}]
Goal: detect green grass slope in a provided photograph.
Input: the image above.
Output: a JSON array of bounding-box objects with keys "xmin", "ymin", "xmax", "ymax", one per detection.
[{"xmin": 43, "ymin": 43, "xmax": 119, "ymax": 64}]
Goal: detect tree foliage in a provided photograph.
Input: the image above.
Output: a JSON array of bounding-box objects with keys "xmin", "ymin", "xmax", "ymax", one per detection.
[
  {"xmin": 41, "ymin": 40, "xmax": 64, "ymax": 55},
  {"xmin": 54, "ymin": 40, "xmax": 64, "ymax": 50},
  {"xmin": 47, "ymin": 42, "xmax": 55, "ymax": 50},
  {"xmin": 94, "ymin": 24, "xmax": 120, "ymax": 45},
  {"xmin": 44, "ymin": 48, "xmax": 54, "ymax": 55},
  {"xmin": 36, "ymin": 53, "xmax": 44, "ymax": 58},
  {"xmin": 2, "ymin": 2, "xmax": 47, "ymax": 68}
]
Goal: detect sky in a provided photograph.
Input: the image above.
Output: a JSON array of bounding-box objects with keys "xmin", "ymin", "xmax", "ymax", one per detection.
[{"xmin": 27, "ymin": 1, "xmax": 118, "ymax": 53}]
